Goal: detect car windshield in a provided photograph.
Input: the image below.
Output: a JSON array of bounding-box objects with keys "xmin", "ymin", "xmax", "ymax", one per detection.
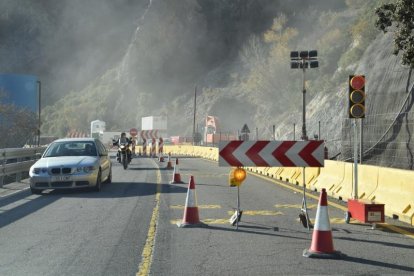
[{"xmin": 43, "ymin": 141, "xmax": 97, "ymax": 157}]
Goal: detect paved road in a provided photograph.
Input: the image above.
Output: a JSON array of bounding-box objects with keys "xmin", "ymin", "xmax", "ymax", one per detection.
[
  {"xmin": 0, "ymin": 156, "xmax": 160, "ymax": 276},
  {"xmin": 1, "ymin": 156, "xmax": 414, "ymax": 275}
]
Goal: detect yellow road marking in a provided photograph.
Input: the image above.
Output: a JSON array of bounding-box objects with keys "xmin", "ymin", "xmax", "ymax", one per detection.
[
  {"xmin": 295, "ymin": 217, "xmax": 353, "ymax": 224},
  {"xmin": 170, "ymin": 219, "xmax": 229, "ymax": 225},
  {"xmin": 250, "ymin": 171, "xmax": 414, "ymax": 239},
  {"xmin": 170, "ymin": 205, "xmax": 221, "ymax": 209},
  {"xmin": 275, "ymin": 204, "xmax": 317, "ymax": 209},
  {"xmin": 137, "ymin": 161, "xmax": 161, "ymax": 276},
  {"xmin": 227, "ymin": 210, "xmax": 283, "ymax": 216}
]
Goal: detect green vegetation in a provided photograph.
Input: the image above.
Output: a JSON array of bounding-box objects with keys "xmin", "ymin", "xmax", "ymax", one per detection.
[{"xmin": 376, "ymin": 0, "xmax": 414, "ymax": 68}]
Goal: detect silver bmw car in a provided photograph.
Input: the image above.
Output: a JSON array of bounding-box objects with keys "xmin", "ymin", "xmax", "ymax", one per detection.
[{"xmin": 29, "ymin": 138, "xmax": 112, "ymax": 194}]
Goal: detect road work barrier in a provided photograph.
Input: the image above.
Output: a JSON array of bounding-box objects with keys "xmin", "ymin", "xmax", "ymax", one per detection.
[{"xmin": 144, "ymin": 145, "xmax": 414, "ymax": 225}]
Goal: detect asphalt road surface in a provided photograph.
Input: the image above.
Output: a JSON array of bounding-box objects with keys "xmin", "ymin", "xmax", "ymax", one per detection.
[{"xmin": 1, "ymin": 155, "xmax": 414, "ymax": 275}]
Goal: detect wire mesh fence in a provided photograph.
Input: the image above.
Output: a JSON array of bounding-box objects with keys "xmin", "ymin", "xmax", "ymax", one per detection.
[{"xmin": 340, "ymin": 111, "xmax": 414, "ymax": 170}]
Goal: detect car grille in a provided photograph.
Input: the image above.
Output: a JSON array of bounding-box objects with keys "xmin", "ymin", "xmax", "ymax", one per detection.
[
  {"xmin": 50, "ymin": 168, "xmax": 72, "ymax": 175},
  {"xmin": 75, "ymin": 181, "xmax": 89, "ymax": 186},
  {"xmin": 51, "ymin": 182, "xmax": 72, "ymax": 188},
  {"xmin": 35, "ymin": 182, "xmax": 49, "ymax": 187}
]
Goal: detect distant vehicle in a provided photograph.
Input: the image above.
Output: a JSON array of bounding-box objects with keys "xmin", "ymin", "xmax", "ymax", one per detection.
[{"xmin": 29, "ymin": 138, "xmax": 112, "ymax": 194}]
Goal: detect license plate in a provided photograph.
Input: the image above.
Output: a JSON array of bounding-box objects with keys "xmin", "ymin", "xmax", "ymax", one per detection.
[{"xmin": 52, "ymin": 176, "xmax": 72, "ymax": 182}]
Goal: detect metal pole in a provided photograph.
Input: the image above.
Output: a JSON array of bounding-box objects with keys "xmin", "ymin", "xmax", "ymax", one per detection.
[
  {"xmin": 318, "ymin": 121, "xmax": 321, "ymax": 140},
  {"xmin": 360, "ymin": 119, "xmax": 363, "ymax": 164},
  {"xmin": 272, "ymin": 125, "xmax": 275, "ymax": 141},
  {"xmin": 236, "ymin": 186, "xmax": 240, "ymax": 230},
  {"xmin": 192, "ymin": 86, "xmax": 197, "ymax": 146},
  {"xmin": 301, "ymin": 61, "xmax": 310, "ymax": 230},
  {"xmin": 302, "ymin": 65, "xmax": 307, "ymax": 141},
  {"xmin": 353, "ymin": 120, "xmax": 358, "ymax": 199},
  {"xmin": 37, "ymin": 81, "xmax": 41, "ymax": 147},
  {"xmin": 293, "ymin": 123, "xmax": 296, "ymax": 140}
]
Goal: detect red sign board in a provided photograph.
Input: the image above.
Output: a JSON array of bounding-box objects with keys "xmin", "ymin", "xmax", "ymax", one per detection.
[
  {"xmin": 130, "ymin": 128, "xmax": 138, "ymax": 136},
  {"xmin": 219, "ymin": 140, "xmax": 324, "ymax": 167}
]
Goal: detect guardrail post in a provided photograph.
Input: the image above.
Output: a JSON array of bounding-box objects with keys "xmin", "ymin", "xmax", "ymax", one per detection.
[
  {"xmin": 16, "ymin": 157, "xmax": 22, "ymax": 182},
  {"xmin": 1, "ymin": 150, "xmax": 4, "ymax": 188}
]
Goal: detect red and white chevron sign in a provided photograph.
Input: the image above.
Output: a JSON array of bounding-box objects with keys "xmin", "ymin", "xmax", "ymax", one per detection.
[
  {"xmin": 219, "ymin": 140, "xmax": 324, "ymax": 167},
  {"xmin": 140, "ymin": 130, "xmax": 159, "ymax": 139}
]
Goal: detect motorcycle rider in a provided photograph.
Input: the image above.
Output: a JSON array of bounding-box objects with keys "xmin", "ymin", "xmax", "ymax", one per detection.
[{"xmin": 113, "ymin": 132, "xmax": 132, "ymax": 163}]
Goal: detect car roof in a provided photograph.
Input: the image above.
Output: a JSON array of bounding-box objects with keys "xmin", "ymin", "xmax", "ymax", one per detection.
[{"xmin": 53, "ymin": 138, "xmax": 97, "ymax": 143}]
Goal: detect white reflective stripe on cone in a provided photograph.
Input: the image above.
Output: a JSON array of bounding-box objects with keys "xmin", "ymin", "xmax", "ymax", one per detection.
[
  {"xmin": 314, "ymin": 206, "xmax": 331, "ymax": 231},
  {"xmin": 185, "ymin": 189, "xmax": 197, "ymax": 208}
]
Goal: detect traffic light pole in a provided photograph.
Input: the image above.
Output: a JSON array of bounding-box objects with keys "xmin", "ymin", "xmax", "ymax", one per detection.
[{"xmin": 353, "ymin": 119, "xmax": 359, "ymax": 199}]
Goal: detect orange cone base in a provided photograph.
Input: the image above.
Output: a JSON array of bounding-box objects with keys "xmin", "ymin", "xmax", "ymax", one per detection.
[
  {"xmin": 170, "ymin": 174, "xmax": 184, "ymax": 184},
  {"xmin": 159, "ymin": 157, "xmax": 164, "ymax": 162},
  {"xmin": 166, "ymin": 162, "xmax": 173, "ymax": 169},
  {"xmin": 303, "ymin": 248, "xmax": 343, "ymax": 259},
  {"xmin": 177, "ymin": 207, "xmax": 206, "ymax": 228}
]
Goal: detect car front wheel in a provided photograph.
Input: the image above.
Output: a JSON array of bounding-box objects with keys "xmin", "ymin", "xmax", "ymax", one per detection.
[
  {"xmin": 94, "ymin": 170, "xmax": 102, "ymax": 192},
  {"xmin": 31, "ymin": 187, "xmax": 42, "ymax": 195}
]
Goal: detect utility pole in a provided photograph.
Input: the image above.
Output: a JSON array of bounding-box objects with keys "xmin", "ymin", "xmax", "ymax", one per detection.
[{"xmin": 192, "ymin": 86, "xmax": 197, "ymax": 146}]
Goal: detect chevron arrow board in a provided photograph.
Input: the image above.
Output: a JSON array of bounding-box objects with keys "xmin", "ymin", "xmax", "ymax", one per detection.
[{"xmin": 219, "ymin": 140, "xmax": 325, "ymax": 167}]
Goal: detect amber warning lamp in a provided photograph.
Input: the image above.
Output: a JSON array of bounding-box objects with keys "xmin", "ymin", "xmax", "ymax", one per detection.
[{"xmin": 229, "ymin": 167, "xmax": 247, "ymax": 187}]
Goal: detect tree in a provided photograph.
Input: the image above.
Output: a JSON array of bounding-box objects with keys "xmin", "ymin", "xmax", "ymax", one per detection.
[{"xmin": 375, "ymin": 0, "xmax": 414, "ymax": 68}]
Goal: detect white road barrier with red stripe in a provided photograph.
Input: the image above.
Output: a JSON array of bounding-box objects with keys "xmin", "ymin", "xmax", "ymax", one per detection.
[{"xmin": 219, "ymin": 140, "xmax": 324, "ymax": 167}]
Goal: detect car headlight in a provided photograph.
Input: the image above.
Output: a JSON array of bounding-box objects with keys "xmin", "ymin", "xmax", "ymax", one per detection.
[
  {"xmin": 31, "ymin": 168, "xmax": 47, "ymax": 174},
  {"xmin": 76, "ymin": 166, "xmax": 96, "ymax": 173}
]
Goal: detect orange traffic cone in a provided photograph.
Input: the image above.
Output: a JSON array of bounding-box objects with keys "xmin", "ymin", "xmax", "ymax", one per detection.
[
  {"xmin": 303, "ymin": 188, "xmax": 343, "ymax": 259},
  {"xmin": 166, "ymin": 153, "xmax": 173, "ymax": 169},
  {"xmin": 159, "ymin": 155, "xmax": 164, "ymax": 162},
  {"xmin": 177, "ymin": 176, "xmax": 204, "ymax": 228},
  {"xmin": 170, "ymin": 158, "xmax": 184, "ymax": 184}
]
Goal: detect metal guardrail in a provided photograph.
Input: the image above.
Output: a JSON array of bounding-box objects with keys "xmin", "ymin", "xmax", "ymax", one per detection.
[{"xmin": 0, "ymin": 147, "xmax": 46, "ymax": 187}]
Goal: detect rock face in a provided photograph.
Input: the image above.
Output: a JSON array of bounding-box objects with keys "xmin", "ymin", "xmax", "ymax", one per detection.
[{"xmin": 283, "ymin": 32, "xmax": 413, "ymax": 169}]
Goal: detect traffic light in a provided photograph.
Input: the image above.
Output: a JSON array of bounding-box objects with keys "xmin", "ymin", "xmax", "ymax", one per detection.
[{"xmin": 348, "ymin": 75, "xmax": 366, "ymax": 118}]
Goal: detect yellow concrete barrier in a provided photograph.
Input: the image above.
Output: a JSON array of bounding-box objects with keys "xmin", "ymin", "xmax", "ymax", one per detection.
[
  {"xmin": 357, "ymin": 164, "xmax": 379, "ymax": 201},
  {"xmin": 374, "ymin": 167, "xmax": 414, "ymax": 225},
  {"xmin": 309, "ymin": 160, "xmax": 345, "ymax": 198}
]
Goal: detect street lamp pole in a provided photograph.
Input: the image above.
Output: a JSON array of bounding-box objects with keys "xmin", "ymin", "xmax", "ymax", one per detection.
[
  {"xmin": 37, "ymin": 80, "xmax": 41, "ymax": 147},
  {"xmin": 290, "ymin": 50, "xmax": 318, "ymax": 230},
  {"xmin": 192, "ymin": 86, "xmax": 197, "ymax": 146},
  {"xmin": 302, "ymin": 65, "xmax": 307, "ymax": 140}
]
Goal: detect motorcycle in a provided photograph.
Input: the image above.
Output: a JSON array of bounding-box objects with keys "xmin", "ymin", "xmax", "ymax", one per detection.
[{"xmin": 114, "ymin": 139, "xmax": 132, "ymax": 170}]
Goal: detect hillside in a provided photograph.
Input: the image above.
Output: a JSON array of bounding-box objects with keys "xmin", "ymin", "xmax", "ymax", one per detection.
[{"xmin": 2, "ymin": 0, "xmax": 413, "ymax": 168}]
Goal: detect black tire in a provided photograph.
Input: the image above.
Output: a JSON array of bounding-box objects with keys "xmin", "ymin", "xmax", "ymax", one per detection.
[
  {"xmin": 31, "ymin": 187, "xmax": 42, "ymax": 195},
  {"xmin": 105, "ymin": 168, "xmax": 112, "ymax": 184},
  {"xmin": 122, "ymin": 155, "xmax": 128, "ymax": 170},
  {"xmin": 94, "ymin": 170, "xmax": 102, "ymax": 192}
]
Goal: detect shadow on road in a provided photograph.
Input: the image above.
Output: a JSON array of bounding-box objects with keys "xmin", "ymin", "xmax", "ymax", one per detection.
[
  {"xmin": 0, "ymin": 190, "xmax": 61, "ymax": 228},
  {"xmin": 0, "ymin": 181, "xmax": 187, "ymax": 229},
  {"xmin": 203, "ymin": 224, "xmax": 309, "ymax": 240},
  {"xmin": 336, "ymin": 236, "xmax": 414, "ymax": 250},
  {"xmin": 343, "ymin": 256, "xmax": 414, "ymax": 272}
]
